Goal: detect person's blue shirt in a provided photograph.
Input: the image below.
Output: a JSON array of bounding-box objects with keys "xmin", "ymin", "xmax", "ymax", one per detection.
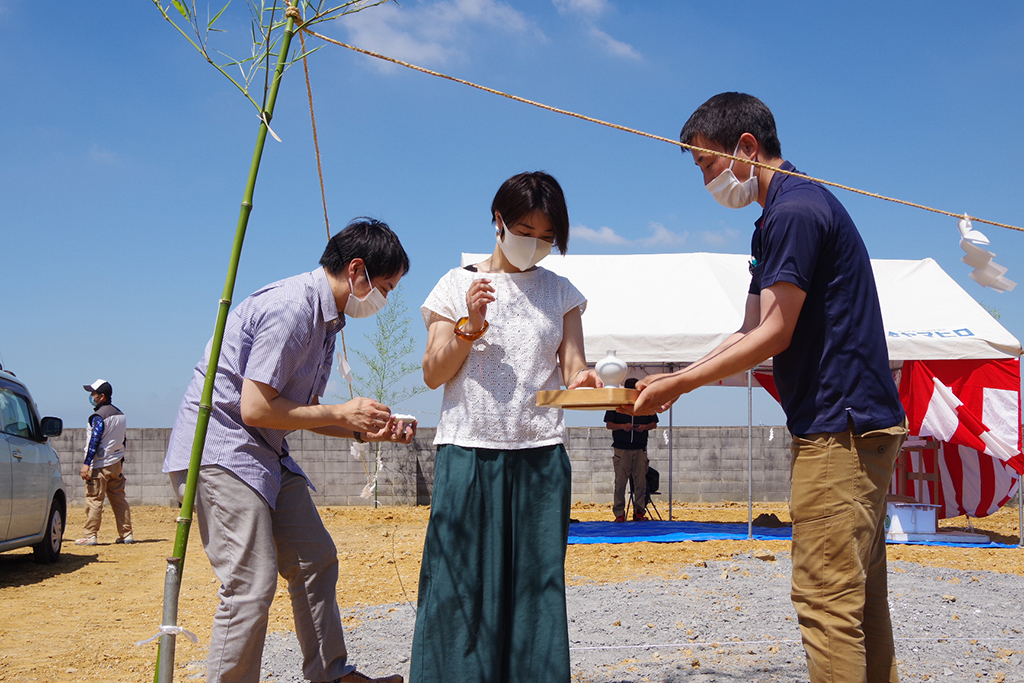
[{"xmin": 749, "ymin": 161, "xmax": 904, "ymax": 435}]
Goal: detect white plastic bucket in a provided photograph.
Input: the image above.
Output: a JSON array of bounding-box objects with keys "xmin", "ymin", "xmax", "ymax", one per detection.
[{"xmin": 884, "ymin": 503, "xmax": 940, "ymax": 534}]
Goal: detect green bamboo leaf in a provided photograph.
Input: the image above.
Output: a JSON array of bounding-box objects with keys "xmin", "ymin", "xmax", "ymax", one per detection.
[
  {"xmin": 209, "ymin": 0, "xmax": 230, "ymax": 28},
  {"xmin": 171, "ymin": 0, "xmax": 190, "ymax": 19}
]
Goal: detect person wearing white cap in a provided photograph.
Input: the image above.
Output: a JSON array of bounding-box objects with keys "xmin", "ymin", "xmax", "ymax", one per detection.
[{"xmin": 76, "ymin": 378, "xmax": 134, "ymax": 546}]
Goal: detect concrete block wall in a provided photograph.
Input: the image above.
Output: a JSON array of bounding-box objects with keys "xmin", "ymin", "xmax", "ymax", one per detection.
[
  {"xmin": 50, "ymin": 427, "xmax": 179, "ymax": 507},
  {"xmin": 52, "ymin": 425, "xmax": 792, "ymax": 507},
  {"xmin": 563, "ymin": 425, "xmax": 792, "ymax": 505}
]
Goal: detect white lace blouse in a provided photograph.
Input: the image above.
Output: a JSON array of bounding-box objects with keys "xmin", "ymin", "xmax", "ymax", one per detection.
[{"xmin": 422, "ymin": 266, "xmax": 587, "ymax": 449}]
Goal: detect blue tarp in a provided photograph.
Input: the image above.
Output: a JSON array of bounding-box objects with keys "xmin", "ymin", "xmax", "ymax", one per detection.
[
  {"xmin": 567, "ymin": 520, "xmax": 1015, "ymax": 548},
  {"xmin": 567, "ymin": 520, "xmax": 791, "ymax": 544}
]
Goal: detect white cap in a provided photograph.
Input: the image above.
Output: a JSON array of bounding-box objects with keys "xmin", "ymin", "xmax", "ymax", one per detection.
[{"xmin": 83, "ymin": 379, "xmax": 112, "ymax": 395}]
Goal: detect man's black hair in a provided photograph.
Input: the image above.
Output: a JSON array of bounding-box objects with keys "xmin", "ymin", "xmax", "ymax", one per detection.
[
  {"xmin": 320, "ymin": 218, "xmax": 410, "ymax": 280},
  {"xmin": 680, "ymin": 92, "xmax": 782, "ymax": 159},
  {"xmin": 624, "ymin": 377, "xmax": 639, "ymax": 390},
  {"xmin": 490, "ymin": 171, "xmax": 570, "ymax": 254}
]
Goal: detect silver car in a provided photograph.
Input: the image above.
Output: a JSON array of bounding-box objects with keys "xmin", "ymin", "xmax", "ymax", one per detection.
[{"xmin": 0, "ymin": 367, "xmax": 66, "ymax": 563}]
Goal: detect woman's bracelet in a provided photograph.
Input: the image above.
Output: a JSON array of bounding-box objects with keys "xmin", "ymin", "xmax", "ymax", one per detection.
[
  {"xmin": 454, "ymin": 316, "xmax": 489, "ymax": 341},
  {"xmin": 353, "ymin": 431, "xmax": 365, "ymax": 443}
]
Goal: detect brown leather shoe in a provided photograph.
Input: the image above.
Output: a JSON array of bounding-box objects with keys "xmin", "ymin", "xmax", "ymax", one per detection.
[{"xmin": 331, "ymin": 670, "xmax": 403, "ymax": 683}]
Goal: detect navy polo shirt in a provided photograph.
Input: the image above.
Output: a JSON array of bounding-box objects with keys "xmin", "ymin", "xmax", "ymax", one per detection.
[{"xmin": 749, "ymin": 161, "xmax": 904, "ymax": 435}]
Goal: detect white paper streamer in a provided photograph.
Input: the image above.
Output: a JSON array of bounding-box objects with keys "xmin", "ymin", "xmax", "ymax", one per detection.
[
  {"xmin": 958, "ymin": 215, "xmax": 1015, "ymax": 292},
  {"xmin": 336, "ymin": 352, "xmax": 354, "ymax": 384},
  {"xmin": 351, "ymin": 441, "xmax": 370, "ymax": 461},
  {"xmin": 359, "ymin": 451, "xmax": 385, "ymax": 500}
]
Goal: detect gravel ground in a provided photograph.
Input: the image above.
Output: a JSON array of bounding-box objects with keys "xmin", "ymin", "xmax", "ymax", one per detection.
[{"xmin": 213, "ymin": 553, "xmax": 1024, "ymax": 683}]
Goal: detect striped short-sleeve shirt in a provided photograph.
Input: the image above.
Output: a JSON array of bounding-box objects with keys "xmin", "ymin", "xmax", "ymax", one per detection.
[{"xmin": 163, "ymin": 267, "xmax": 343, "ymax": 508}]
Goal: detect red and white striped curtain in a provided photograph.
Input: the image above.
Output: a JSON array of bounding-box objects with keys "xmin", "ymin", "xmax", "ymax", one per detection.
[{"xmin": 898, "ymin": 359, "xmax": 1022, "ymax": 519}]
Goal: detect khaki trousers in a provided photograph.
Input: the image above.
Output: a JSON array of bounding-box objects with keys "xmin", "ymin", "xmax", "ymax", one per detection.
[
  {"xmin": 171, "ymin": 465, "xmax": 352, "ymax": 683},
  {"xmin": 612, "ymin": 447, "xmax": 648, "ymax": 517},
  {"xmin": 789, "ymin": 419, "xmax": 907, "ymax": 683},
  {"xmin": 82, "ymin": 459, "xmax": 132, "ymax": 539}
]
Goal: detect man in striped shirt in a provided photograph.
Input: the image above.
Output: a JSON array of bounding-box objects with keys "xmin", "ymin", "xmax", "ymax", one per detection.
[{"xmin": 164, "ymin": 219, "xmax": 417, "ymax": 683}]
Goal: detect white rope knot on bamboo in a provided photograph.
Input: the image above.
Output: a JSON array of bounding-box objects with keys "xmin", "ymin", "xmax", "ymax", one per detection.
[
  {"xmin": 136, "ymin": 625, "xmax": 199, "ymax": 647},
  {"xmin": 284, "ymin": 4, "xmax": 302, "ymax": 21}
]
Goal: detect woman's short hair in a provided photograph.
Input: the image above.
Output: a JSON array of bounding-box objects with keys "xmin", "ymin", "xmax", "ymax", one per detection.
[
  {"xmin": 319, "ymin": 218, "xmax": 410, "ymax": 279},
  {"xmin": 490, "ymin": 171, "xmax": 570, "ymax": 254}
]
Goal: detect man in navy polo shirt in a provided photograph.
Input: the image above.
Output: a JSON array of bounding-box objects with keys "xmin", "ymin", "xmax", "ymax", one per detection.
[{"xmin": 632, "ymin": 92, "xmax": 907, "ymax": 683}]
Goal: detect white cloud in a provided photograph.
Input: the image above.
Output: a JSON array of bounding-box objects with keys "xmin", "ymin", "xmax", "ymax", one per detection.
[
  {"xmin": 89, "ymin": 143, "xmax": 119, "ymax": 166},
  {"xmin": 700, "ymin": 226, "xmax": 742, "ymax": 247},
  {"xmin": 552, "ymin": 0, "xmax": 610, "ymax": 18},
  {"xmin": 574, "ymin": 224, "xmax": 628, "ymax": 244},
  {"xmin": 339, "ymin": 0, "xmax": 538, "ymax": 71},
  {"xmin": 574, "ymin": 221, "xmax": 688, "ymax": 248},
  {"xmin": 638, "ymin": 222, "xmax": 687, "ymax": 247},
  {"xmin": 587, "ymin": 26, "xmax": 641, "ymax": 61},
  {"xmin": 551, "ymin": 1, "xmax": 641, "ymax": 61}
]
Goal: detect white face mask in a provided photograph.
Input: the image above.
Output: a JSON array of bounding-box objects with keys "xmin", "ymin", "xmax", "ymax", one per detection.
[
  {"xmin": 706, "ymin": 142, "xmax": 758, "ymax": 209},
  {"xmin": 344, "ymin": 265, "xmax": 387, "ymax": 318},
  {"xmin": 496, "ymin": 218, "xmax": 552, "ymax": 271}
]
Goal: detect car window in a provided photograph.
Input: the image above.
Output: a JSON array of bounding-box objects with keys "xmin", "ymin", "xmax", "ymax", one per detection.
[{"xmin": 0, "ymin": 387, "xmax": 39, "ymax": 441}]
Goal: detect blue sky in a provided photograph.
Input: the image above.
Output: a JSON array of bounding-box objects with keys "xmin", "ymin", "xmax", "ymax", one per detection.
[{"xmin": 2, "ymin": 1, "xmax": 1023, "ymax": 430}]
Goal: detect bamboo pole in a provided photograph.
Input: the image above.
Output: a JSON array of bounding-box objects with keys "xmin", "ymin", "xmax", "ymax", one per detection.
[{"xmin": 154, "ymin": 11, "xmax": 300, "ymax": 683}]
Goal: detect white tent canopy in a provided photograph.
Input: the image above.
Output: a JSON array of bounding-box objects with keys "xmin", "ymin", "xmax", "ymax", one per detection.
[
  {"xmin": 462, "ymin": 253, "xmax": 1023, "ymax": 365},
  {"xmin": 462, "ymin": 252, "xmax": 1023, "ymax": 533}
]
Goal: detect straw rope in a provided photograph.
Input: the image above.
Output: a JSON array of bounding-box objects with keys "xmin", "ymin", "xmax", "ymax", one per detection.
[
  {"xmin": 297, "ymin": 30, "xmax": 332, "ymax": 242},
  {"xmin": 300, "ymin": 27, "xmax": 1022, "ymax": 234},
  {"xmin": 287, "ymin": 4, "xmax": 361, "ymax": 407}
]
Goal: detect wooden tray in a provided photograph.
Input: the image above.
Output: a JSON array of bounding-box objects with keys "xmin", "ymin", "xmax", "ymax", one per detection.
[{"xmin": 536, "ymin": 387, "xmax": 638, "ymax": 410}]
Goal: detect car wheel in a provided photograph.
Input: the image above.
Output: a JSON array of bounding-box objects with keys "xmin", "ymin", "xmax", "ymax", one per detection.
[{"xmin": 32, "ymin": 499, "xmax": 64, "ymax": 564}]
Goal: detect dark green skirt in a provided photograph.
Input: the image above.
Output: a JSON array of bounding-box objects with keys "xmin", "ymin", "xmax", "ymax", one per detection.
[{"xmin": 409, "ymin": 443, "xmax": 572, "ymax": 683}]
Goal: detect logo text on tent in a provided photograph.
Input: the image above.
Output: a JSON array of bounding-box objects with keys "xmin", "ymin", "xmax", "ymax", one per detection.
[{"xmin": 887, "ymin": 328, "xmax": 974, "ymax": 339}]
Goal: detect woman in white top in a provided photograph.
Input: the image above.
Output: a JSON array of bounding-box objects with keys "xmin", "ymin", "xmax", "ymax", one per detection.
[{"xmin": 410, "ymin": 172, "xmax": 600, "ymax": 683}]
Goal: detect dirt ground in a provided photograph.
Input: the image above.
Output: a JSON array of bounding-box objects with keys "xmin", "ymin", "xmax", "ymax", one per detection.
[{"xmin": 0, "ymin": 502, "xmax": 1020, "ymax": 683}]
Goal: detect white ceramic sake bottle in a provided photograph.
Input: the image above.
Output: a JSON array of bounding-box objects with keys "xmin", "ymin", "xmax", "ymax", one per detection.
[{"xmin": 595, "ymin": 350, "xmax": 628, "ymax": 388}]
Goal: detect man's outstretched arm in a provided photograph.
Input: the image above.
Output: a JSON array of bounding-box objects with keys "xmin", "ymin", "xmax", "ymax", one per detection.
[{"xmin": 631, "ymin": 282, "xmax": 806, "ymax": 414}]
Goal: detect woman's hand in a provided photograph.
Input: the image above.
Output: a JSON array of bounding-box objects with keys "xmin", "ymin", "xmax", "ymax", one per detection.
[
  {"xmin": 463, "ymin": 278, "xmax": 495, "ymax": 333},
  {"xmin": 364, "ymin": 416, "xmax": 418, "ymax": 444},
  {"xmin": 567, "ymin": 368, "xmax": 603, "ymax": 390}
]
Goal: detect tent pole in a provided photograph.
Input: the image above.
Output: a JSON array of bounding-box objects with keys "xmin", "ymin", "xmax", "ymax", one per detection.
[
  {"xmin": 668, "ymin": 363, "xmax": 674, "ymax": 521},
  {"xmin": 1018, "ymin": 478, "xmax": 1022, "ymax": 547},
  {"xmin": 747, "ymin": 369, "xmax": 753, "ymax": 540}
]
